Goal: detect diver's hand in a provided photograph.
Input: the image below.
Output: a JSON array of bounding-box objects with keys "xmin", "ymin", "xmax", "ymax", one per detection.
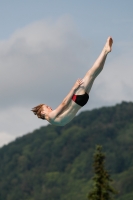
[{"xmin": 73, "ymin": 79, "xmax": 84, "ymax": 91}]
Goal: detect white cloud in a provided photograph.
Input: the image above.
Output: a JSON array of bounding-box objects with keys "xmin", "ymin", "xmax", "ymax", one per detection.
[{"xmin": 0, "ymin": 16, "xmax": 90, "ymax": 110}]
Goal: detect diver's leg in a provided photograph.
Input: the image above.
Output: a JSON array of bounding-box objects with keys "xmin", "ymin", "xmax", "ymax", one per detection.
[{"xmin": 82, "ymin": 37, "xmax": 113, "ymax": 94}]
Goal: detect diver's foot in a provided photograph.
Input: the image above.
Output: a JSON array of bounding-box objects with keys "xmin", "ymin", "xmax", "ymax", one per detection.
[{"xmin": 104, "ymin": 37, "xmax": 113, "ymax": 54}]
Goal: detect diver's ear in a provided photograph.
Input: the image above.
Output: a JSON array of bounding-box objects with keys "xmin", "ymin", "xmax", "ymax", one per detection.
[{"xmin": 41, "ymin": 111, "xmax": 45, "ymax": 115}]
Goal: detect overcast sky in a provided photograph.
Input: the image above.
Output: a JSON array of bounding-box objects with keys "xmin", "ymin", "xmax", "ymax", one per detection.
[{"xmin": 0, "ymin": 0, "xmax": 133, "ymax": 147}]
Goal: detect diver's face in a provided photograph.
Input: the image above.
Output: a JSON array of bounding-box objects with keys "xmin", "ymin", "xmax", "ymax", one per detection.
[{"xmin": 41, "ymin": 104, "xmax": 53, "ymax": 114}]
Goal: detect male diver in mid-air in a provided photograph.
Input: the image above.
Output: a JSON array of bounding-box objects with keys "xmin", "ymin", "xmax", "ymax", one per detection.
[{"xmin": 32, "ymin": 37, "xmax": 113, "ymax": 126}]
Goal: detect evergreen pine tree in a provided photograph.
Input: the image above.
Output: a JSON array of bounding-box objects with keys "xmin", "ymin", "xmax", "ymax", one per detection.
[{"xmin": 88, "ymin": 145, "xmax": 118, "ymax": 200}]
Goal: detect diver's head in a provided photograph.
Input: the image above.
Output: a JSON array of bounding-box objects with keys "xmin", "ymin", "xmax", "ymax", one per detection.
[{"xmin": 31, "ymin": 104, "xmax": 52, "ymax": 120}]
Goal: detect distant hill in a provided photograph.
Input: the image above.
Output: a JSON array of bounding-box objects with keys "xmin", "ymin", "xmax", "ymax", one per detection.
[{"xmin": 0, "ymin": 101, "xmax": 133, "ymax": 200}]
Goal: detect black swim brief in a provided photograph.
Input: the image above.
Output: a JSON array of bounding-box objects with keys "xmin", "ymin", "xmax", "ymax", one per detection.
[{"xmin": 72, "ymin": 92, "xmax": 89, "ymax": 107}]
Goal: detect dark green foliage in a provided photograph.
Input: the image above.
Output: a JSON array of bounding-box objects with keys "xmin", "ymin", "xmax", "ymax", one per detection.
[
  {"xmin": 88, "ymin": 146, "xmax": 117, "ymax": 200},
  {"xmin": 0, "ymin": 101, "xmax": 133, "ymax": 199}
]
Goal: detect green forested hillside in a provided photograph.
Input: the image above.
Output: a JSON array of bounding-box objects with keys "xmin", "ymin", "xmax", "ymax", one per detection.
[{"xmin": 0, "ymin": 101, "xmax": 133, "ymax": 200}]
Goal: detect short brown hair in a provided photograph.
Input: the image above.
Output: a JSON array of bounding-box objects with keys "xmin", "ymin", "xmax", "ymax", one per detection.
[{"xmin": 31, "ymin": 104, "xmax": 46, "ymax": 120}]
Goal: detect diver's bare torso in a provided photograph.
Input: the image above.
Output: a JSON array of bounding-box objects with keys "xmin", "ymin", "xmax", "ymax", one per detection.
[{"xmin": 49, "ymin": 94, "xmax": 82, "ymax": 126}]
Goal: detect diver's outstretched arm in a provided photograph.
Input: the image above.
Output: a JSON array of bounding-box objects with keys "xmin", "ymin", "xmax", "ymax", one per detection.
[
  {"xmin": 63, "ymin": 79, "xmax": 84, "ymax": 105},
  {"xmin": 51, "ymin": 79, "xmax": 83, "ymax": 118}
]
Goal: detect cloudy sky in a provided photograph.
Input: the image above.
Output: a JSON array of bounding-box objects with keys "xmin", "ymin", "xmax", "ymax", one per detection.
[{"xmin": 0, "ymin": 0, "xmax": 133, "ymax": 147}]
